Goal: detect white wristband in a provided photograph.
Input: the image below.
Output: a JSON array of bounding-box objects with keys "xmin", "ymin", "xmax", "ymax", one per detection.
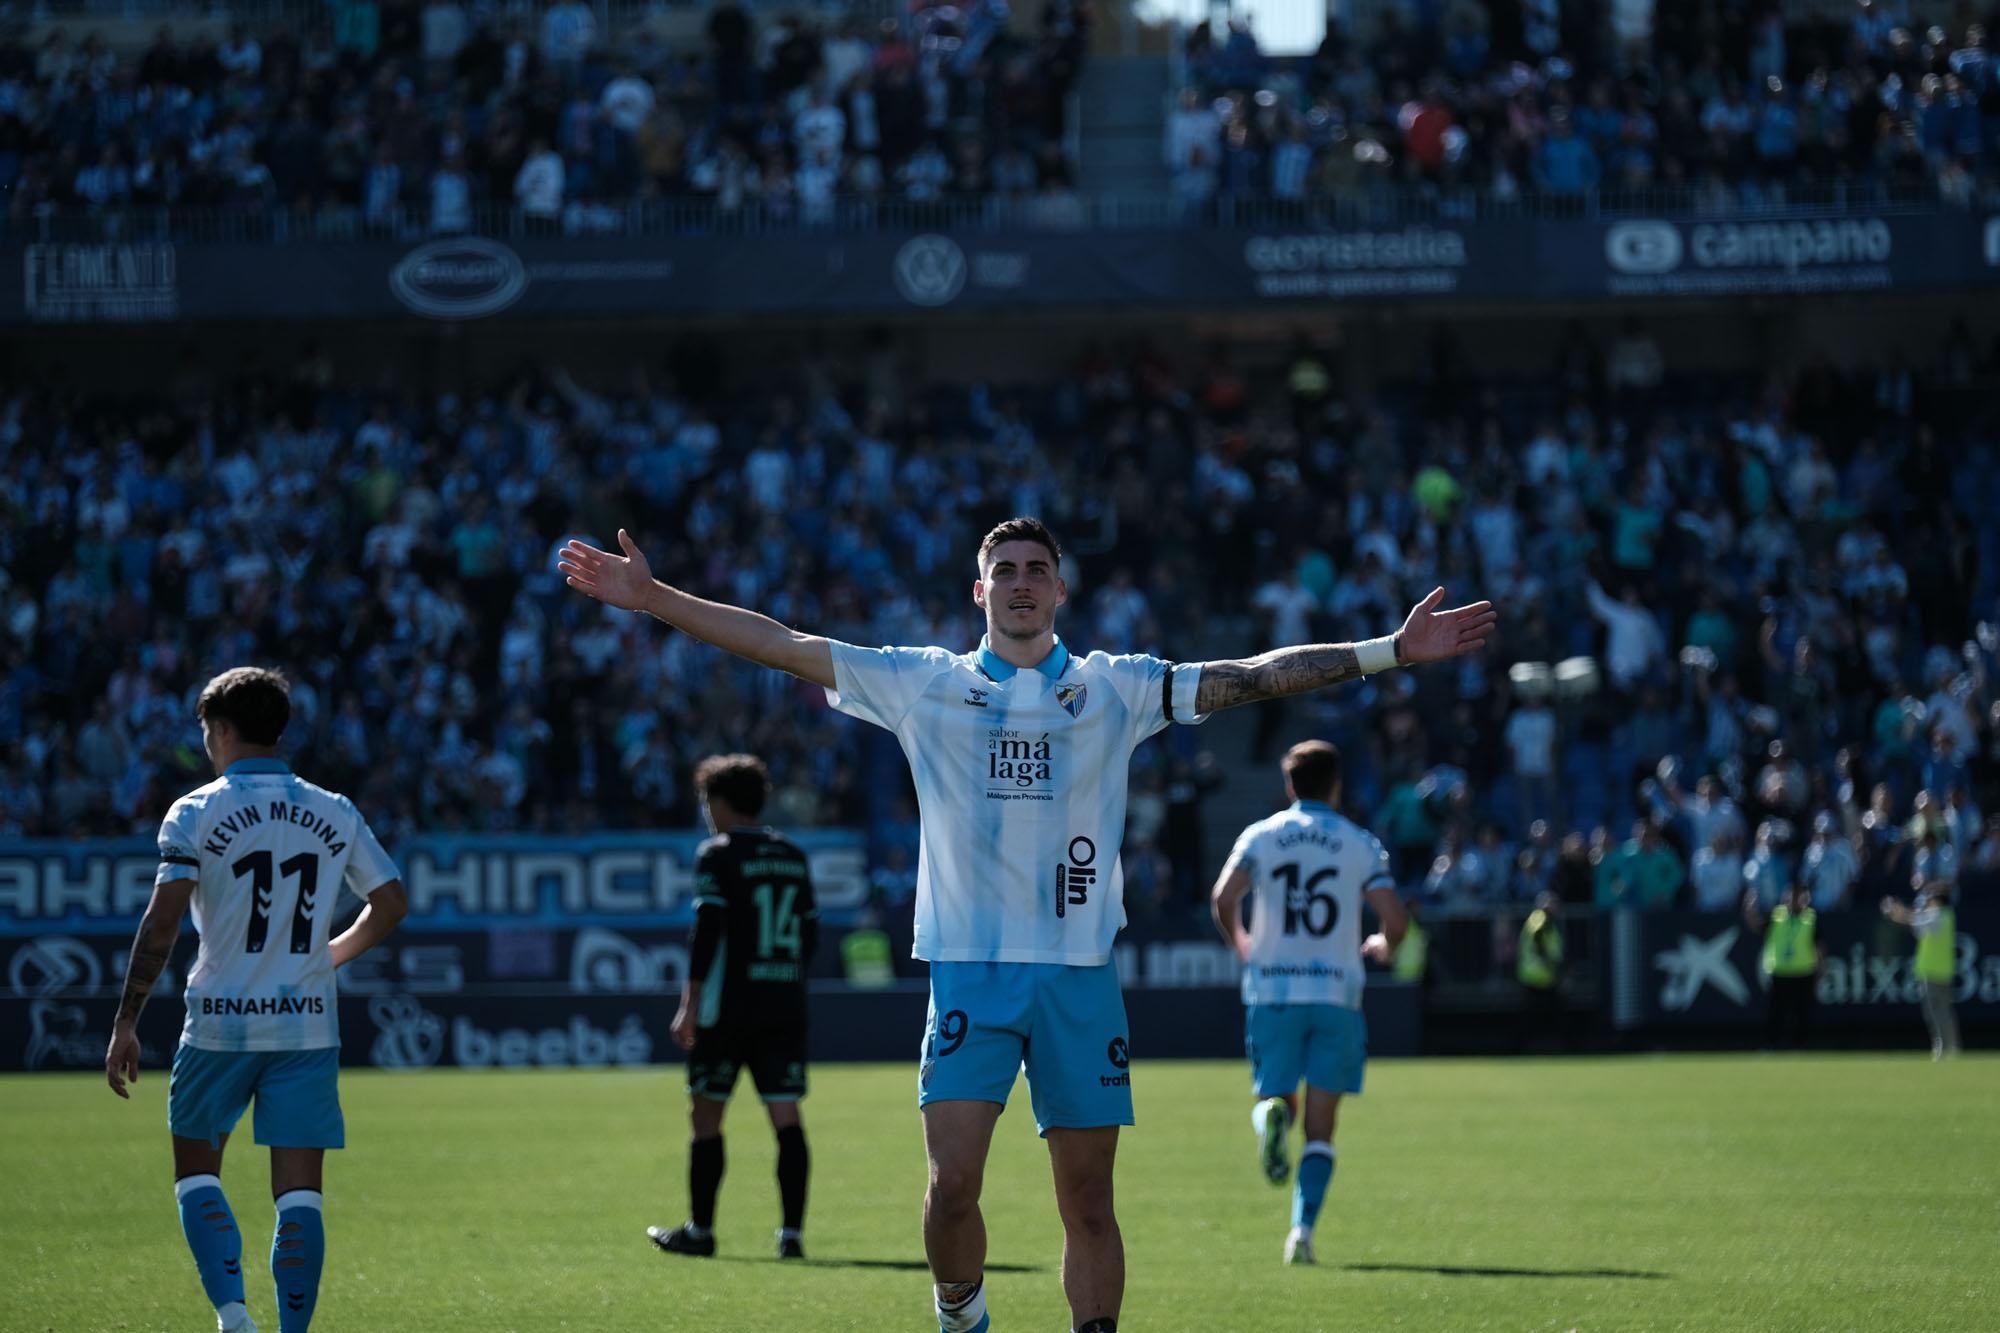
[{"xmin": 1355, "ymin": 635, "xmax": 1401, "ymax": 675}]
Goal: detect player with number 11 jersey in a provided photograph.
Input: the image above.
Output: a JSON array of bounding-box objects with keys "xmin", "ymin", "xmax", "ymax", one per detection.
[{"xmin": 106, "ymin": 667, "xmax": 407, "ymax": 1333}]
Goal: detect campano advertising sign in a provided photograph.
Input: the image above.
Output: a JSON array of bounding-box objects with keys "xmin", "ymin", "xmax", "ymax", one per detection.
[{"xmin": 1600, "ymin": 218, "xmax": 1896, "ymax": 296}]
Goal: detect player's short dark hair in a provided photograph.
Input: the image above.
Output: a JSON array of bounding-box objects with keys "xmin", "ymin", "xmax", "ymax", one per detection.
[
  {"xmin": 695, "ymin": 753, "xmax": 770, "ymax": 818},
  {"xmin": 978, "ymin": 517, "xmax": 1062, "ymax": 573},
  {"xmin": 1282, "ymin": 740, "xmax": 1342, "ymax": 802},
  {"xmin": 195, "ymin": 667, "xmax": 291, "ymax": 746}
]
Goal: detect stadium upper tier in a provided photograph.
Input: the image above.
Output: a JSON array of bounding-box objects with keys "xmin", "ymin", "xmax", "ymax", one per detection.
[
  {"xmin": 3, "ymin": 1, "xmax": 1994, "ymax": 232},
  {"xmin": 0, "ymin": 0, "xmax": 1086, "ymax": 223},
  {"xmin": 1171, "ymin": 4, "xmax": 2000, "ymax": 211}
]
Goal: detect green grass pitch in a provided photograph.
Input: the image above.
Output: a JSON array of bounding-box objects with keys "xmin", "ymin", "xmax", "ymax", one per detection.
[{"xmin": 3, "ymin": 1055, "xmax": 1996, "ymax": 1332}]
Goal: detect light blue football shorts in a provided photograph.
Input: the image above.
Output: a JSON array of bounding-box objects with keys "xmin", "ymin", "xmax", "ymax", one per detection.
[
  {"xmin": 1245, "ymin": 1002, "xmax": 1367, "ymax": 1098},
  {"xmin": 919, "ymin": 961, "xmax": 1132, "ymax": 1137},
  {"xmin": 169, "ymin": 1044, "xmax": 346, "ymax": 1150}
]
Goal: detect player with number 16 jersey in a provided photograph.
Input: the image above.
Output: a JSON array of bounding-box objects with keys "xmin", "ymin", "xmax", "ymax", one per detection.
[{"xmin": 1211, "ymin": 740, "xmax": 1408, "ymax": 1268}]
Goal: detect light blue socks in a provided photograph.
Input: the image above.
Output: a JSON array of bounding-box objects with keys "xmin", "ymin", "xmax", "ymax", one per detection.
[
  {"xmin": 176, "ymin": 1174, "xmax": 248, "ymax": 1328},
  {"xmin": 1292, "ymin": 1141, "xmax": 1335, "ymax": 1231},
  {"xmin": 271, "ymin": 1189, "xmax": 325, "ymax": 1332}
]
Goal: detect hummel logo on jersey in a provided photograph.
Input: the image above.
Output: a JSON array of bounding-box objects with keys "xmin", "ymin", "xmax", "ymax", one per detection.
[
  {"xmin": 1055, "ymin": 682, "xmax": 1087, "ymax": 718},
  {"xmin": 1054, "ymin": 836, "xmax": 1096, "ymax": 918},
  {"xmin": 963, "ymin": 687, "xmax": 989, "ymax": 707}
]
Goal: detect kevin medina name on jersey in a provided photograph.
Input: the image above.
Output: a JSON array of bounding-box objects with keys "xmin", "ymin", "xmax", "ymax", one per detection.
[{"xmin": 198, "ymin": 799, "xmax": 351, "ymax": 859}]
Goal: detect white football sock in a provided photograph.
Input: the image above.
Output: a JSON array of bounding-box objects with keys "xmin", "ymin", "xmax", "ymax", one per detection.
[{"xmin": 936, "ymin": 1279, "xmax": 987, "ymax": 1332}]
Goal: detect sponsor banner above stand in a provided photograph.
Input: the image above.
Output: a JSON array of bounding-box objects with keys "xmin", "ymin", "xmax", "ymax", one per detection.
[
  {"xmin": 0, "ymin": 832, "xmax": 867, "ymax": 934},
  {"xmin": 6, "ymin": 211, "xmax": 1992, "ymax": 323},
  {"xmin": 1616, "ymin": 892, "xmax": 2000, "ymax": 1029},
  {"xmin": 1577, "ymin": 214, "xmax": 1969, "ymax": 298}
]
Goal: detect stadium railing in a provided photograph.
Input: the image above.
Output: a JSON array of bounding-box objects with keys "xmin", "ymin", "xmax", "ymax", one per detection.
[
  {"xmin": 23, "ymin": 0, "xmax": 909, "ymax": 31},
  {"xmin": 0, "ymin": 181, "xmax": 1955, "ymax": 247}
]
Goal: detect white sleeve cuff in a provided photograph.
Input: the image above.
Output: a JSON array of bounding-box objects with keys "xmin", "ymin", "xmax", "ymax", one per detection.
[
  {"xmin": 1355, "ymin": 636, "xmax": 1400, "ymax": 675},
  {"xmin": 1169, "ymin": 662, "xmax": 1208, "ymax": 725}
]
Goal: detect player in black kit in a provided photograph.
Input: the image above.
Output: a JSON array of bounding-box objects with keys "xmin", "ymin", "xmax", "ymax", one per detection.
[{"xmin": 650, "ymin": 753, "xmax": 820, "ymax": 1261}]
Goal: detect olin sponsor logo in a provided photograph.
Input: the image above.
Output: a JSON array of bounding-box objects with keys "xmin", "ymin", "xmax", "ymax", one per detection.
[{"xmin": 1054, "ymin": 837, "xmax": 1096, "ymax": 919}]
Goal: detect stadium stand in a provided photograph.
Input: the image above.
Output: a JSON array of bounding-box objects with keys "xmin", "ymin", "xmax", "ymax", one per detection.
[
  {"xmin": 1170, "ymin": 2, "xmax": 2000, "ymax": 211},
  {"xmin": 5, "ymin": 334, "xmax": 1997, "ymax": 925},
  {"xmin": 0, "ymin": 0, "xmax": 1086, "ymax": 229}
]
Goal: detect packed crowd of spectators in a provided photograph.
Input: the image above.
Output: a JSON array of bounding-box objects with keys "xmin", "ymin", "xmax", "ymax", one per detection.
[
  {"xmin": 0, "ymin": 0, "xmax": 1089, "ymax": 232},
  {"xmin": 1172, "ymin": 0, "xmax": 2000, "ymax": 212},
  {"xmin": 1243, "ymin": 319, "xmax": 2000, "ymax": 918},
  {"xmin": 4, "ymin": 321, "xmax": 1998, "ymax": 923}
]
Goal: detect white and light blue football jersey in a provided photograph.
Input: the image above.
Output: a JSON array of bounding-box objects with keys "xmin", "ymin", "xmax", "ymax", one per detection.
[
  {"xmin": 827, "ymin": 636, "xmax": 1205, "ymax": 965},
  {"xmin": 155, "ymin": 758, "xmax": 399, "ymax": 1052},
  {"xmin": 1225, "ymin": 801, "xmax": 1394, "ymax": 1008}
]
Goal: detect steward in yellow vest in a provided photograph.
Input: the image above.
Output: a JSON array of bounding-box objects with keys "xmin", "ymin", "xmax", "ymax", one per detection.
[
  {"xmin": 840, "ymin": 925, "xmax": 896, "ymax": 990},
  {"xmin": 1881, "ymin": 883, "xmax": 1961, "ymax": 1059},
  {"xmin": 1518, "ymin": 904, "xmax": 1563, "ymax": 990},
  {"xmin": 1393, "ymin": 916, "xmax": 1429, "ymax": 983},
  {"xmin": 1516, "ymin": 893, "xmax": 1568, "ymax": 1052},
  {"xmin": 1744, "ymin": 883, "xmax": 1820, "ymax": 1049}
]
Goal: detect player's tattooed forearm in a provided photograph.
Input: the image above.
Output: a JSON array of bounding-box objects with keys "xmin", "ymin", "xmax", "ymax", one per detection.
[
  {"xmin": 1196, "ymin": 645, "xmax": 1363, "ymax": 713},
  {"xmin": 117, "ymin": 944, "xmax": 169, "ymax": 1026}
]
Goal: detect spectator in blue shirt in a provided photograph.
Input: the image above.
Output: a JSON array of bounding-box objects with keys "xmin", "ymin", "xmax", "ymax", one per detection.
[{"xmin": 1534, "ymin": 110, "xmax": 1600, "ymax": 194}]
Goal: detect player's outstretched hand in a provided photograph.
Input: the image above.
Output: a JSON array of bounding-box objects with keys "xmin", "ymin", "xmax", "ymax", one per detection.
[
  {"xmin": 1361, "ymin": 932, "xmax": 1392, "ymax": 965},
  {"xmin": 1396, "ymin": 587, "xmax": 1496, "ymax": 664},
  {"xmin": 559, "ymin": 529, "xmax": 659, "ymax": 613},
  {"xmin": 105, "ymin": 1025, "xmax": 139, "ymax": 1099}
]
